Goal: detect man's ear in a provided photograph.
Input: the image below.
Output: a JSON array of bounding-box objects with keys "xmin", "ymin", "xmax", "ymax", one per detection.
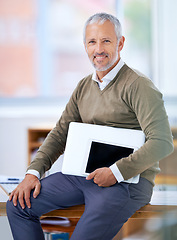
[{"xmin": 118, "ymin": 36, "xmax": 125, "ymax": 52}]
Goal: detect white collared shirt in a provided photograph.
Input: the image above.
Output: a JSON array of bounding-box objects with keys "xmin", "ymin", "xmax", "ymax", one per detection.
[{"xmin": 92, "ymin": 58, "xmax": 124, "ymax": 90}]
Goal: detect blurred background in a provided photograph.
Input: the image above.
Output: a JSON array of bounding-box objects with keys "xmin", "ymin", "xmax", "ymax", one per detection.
[
  {"xmin": 0, "ymin": 0, "xmax": 177, "ymax": 239},
  {"xmin": 0, "ymin": 0, "xmax": 176, "ymax": 176}
]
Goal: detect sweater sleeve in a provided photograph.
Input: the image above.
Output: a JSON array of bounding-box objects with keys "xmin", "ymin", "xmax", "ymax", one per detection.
[
  {"xmin": 116, "ymin": 77, "xmax": 174, "ymax": 181},
  {"xmin": 27, "ymin": 82, "xmax": 83, "ymax": 178}
]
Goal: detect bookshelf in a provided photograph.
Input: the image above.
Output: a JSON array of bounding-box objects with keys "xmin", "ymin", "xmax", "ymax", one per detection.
[{"xmin": 27, "ymin": 125, "xmax": 54, "ymax": 166}]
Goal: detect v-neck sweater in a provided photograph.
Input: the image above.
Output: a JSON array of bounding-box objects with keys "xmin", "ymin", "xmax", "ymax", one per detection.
[{"xmin": 27, "ymin": 64, "xmax": 174, "ymax": 185}]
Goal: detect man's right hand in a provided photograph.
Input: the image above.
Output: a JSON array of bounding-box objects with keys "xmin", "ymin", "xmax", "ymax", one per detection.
[{"xmin": 9, "ymin": 174, "xmax": 41, "ymax": 209}]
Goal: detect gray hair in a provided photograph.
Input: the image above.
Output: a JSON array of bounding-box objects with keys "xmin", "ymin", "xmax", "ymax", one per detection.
[{"xmin": 83, "ymin": 13, "xmax": 122, "ymax": 44}]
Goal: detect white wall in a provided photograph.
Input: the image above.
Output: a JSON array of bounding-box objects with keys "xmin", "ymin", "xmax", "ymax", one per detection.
[
  {"xmin": 0, "ymin": 106, "xmax": 64, "ymax": 177},
  {"xmin": 152, "ymin": 0, "xmax": 177, "ymax": 97}
]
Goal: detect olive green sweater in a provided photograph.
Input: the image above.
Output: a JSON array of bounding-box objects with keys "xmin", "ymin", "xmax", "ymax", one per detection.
[{"xmin": 27, "ymin": 64, "xmax": 174, "ymax": 185}]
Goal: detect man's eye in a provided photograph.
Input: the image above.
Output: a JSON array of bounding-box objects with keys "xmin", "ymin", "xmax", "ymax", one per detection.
[
  {"xmin": 104, "ymin": 39, "xmax": 110, "ymax": 43},
  {"xmin": 88, "ymin": 40, "xmax": 96, "ymax": 44}
]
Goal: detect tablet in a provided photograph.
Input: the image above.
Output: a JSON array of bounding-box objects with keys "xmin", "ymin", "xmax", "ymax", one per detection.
[{"xmin": 62, "ymin": 122, "xmax": 145, "ymax": 183}]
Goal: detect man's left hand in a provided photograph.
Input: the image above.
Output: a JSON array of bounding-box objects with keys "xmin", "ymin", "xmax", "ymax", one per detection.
[{"xmin": 86, "ymin": 167, "xmax": 117, "ymax": 187}]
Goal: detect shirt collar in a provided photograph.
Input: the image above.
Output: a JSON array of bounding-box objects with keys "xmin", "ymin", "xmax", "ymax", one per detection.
[{"xmin": 92, "ymin": 58, "xmax": 125, "ymax": 83}]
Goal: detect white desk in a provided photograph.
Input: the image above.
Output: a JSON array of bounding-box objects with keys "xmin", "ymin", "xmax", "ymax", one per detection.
[{"xmin": 151, "ymin": 190, "xmax": 177, "ymax": 205}]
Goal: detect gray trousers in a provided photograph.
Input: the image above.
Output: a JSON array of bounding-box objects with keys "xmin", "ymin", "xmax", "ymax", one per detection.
[{"xmin": 6, "ymin": 172, "xmax": 153, "ymax": 240}]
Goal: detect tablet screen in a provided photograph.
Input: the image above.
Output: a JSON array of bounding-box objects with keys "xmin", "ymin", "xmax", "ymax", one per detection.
[{"xmin": 85, "ymin": 141, "xmax": 134, "ymax": 173}]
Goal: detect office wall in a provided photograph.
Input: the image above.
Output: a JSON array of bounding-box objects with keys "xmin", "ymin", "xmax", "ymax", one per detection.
[
  {"xmin": 0, "ymin": 106, "xmax": 64, "ymax": 177},
  {"xmin": 151, "ymin": 0, "xmax": 177, "ymax": 97}
]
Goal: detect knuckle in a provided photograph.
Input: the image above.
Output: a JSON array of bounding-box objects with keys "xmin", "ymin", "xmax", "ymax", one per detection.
[
  {"xmin": 12, "ymin": 190, "xmax": 18, "ymax": 198},
  {"xmin": 37, "ymin": 182, "xmax": 41, "ymax": 189},
  {"xmin": 12, "ymin": 195, "xmax": 17, "ymax": 202},
  {"xmin": 24, "ymin": 193, "xmax": 30, "ymax": 201},
  {"xmin": 25, "ymin": 198, "xmax": 30, "ymax": 205}
]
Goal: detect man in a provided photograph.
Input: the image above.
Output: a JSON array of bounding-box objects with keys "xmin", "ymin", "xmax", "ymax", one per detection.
[{"xmin": 7, "ymin": 13, "xmax": 173, "ymax": 240}]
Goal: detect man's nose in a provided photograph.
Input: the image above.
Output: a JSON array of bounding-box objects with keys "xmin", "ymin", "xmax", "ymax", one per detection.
[{"xmin": 95, "ymin": 42, "xmax": 104, "ymax": 53}]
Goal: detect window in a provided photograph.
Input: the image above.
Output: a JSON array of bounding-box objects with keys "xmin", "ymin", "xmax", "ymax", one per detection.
[
  {"xmin": 0, "ymin": 0, "xmax": 176, "ymax": 124},
  {"xmin": 0, "ymin": 0, "xmax": 116, "ymax": 99},
  {"xmin": 121, "ymin": 0, "xmax": 152, "ymax": 78}
]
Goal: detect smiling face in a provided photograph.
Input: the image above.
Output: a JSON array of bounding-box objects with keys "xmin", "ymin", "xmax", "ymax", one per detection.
[{"xmin": 84, "ymin": 20, "xmax": 125, "ymax": 79}]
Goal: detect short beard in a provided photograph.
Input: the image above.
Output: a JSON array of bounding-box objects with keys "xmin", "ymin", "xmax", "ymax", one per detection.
[
  {"xmin": 90, "ymin": 44, "xmax": 119, "ymax": 72},
  {"xmin": 92, "ymin": 54, "xmax": 118, "ymax": 72}
]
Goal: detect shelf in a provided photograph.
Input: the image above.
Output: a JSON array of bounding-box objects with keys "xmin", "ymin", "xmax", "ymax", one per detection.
[
  {"xmin": 29, "ymin": 142, "xmax": 43, "ymax": 149},
  {"xmin": 28, "ymin": 126, "xmax": 52, "ymax": 165}
]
